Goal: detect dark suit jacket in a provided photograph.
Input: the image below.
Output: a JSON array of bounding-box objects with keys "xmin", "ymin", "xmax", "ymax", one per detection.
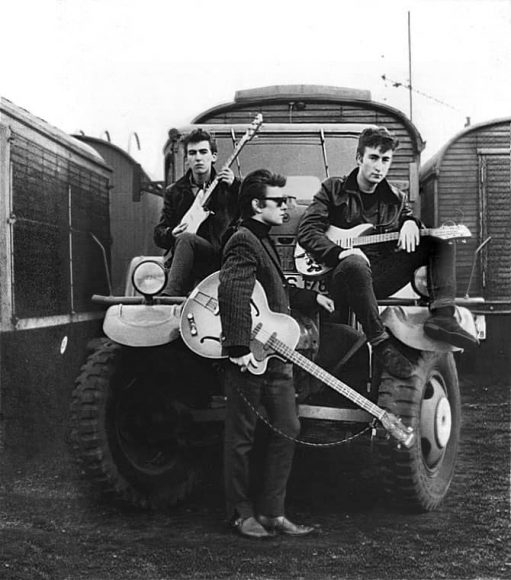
[{"xmin": 219, "ymin": 219, "xmax": 317, "ymax": 355}]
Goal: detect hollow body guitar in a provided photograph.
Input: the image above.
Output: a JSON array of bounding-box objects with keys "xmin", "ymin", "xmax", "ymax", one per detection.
[
  {"xmin": 180, "ymin": 271, "xmax": 414, "ymax": 448},
  {"xmin": 294, "ymin": 223, "xmax": 471, "ymax": 278}
]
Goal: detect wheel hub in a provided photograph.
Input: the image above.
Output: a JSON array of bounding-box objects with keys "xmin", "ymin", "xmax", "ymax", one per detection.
[
  {"xmin": 420, "ymin": 377, "xmax": 452, "ymax": 469},
  {"xmin": 434, "ymin": 396, "xmax": 452, "ymax": 448}
]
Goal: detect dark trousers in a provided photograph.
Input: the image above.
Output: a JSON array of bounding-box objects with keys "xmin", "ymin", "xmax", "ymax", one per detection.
[
  {"xmin": 164, "ymin": 233, "xmax": 219, "ymax": 296},
  {"xmin": 328, "ymin": 238, "xmax": 456, "ymax": 345},
  {"xmin": 223, "ymin": 359, "xmax": 300, "ymax": 520}
]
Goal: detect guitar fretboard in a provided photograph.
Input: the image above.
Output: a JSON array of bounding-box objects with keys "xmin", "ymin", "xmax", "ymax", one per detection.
[
  {"xmin": 200, "ymin": 146, "xmax": 239, "ymax": 208},
  {"xmin": 345, "ymin": 228, "xmax": 442, "ymax": 248},
  {"xmin": 200, "ymin": 117, "xmax": 261, "ymax": 209},
  {"xmin": 261, "ymin": 330, "xmax": 384, "ymax": 420},
  {"xmin": 193, "ymin": 290, "xmax": 382, "ymax": 419}
]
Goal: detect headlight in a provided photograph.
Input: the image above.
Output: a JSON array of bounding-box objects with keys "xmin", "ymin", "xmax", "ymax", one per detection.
[
  {"xmin": 132, "ymin": 260, "xmax": 167, "ymax": 296},
  {"xmin": 412, "ymin": 265, "xmax": 430, "ymax": 299}
]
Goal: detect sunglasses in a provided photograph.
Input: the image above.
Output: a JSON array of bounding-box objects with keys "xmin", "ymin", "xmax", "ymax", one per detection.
[{"xmin": 260, "ymin": 196, "xmax": 288, "ymax": 207}]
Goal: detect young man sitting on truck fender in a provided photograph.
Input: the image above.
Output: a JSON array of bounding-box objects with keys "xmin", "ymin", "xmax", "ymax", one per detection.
[
  {"xmin": 297, "ymin": 126, "xmax": 478, "ymax": 378},
  {"xmin": 154, "ymin": 129, "xmax": 240, "ymax": 296}
]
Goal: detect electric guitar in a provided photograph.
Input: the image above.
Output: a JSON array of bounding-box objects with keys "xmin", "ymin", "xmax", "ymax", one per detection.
[
  {"xmin": 294, "ymin": 223, "xmax": 472, "ymax": 278},
  {"xmin": 178, "ymin": 113, "xmax": 263, "ymax": 236},
  {"xmin": 180, "ymin": 271, "xmax": 415, "ymax": 448}
]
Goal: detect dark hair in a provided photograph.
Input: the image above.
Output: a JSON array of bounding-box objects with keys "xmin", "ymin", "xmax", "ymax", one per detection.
[
  {"xmin": 182, "ymin": 128, "xmax": 217, "ymax": 155},
  {"xmin": 238, "ymin": 169, "xmax": 287, "ymax": 219},
  {"xmin": 356, "ymin": 127, "xmax": 399, "ymax": 158}
]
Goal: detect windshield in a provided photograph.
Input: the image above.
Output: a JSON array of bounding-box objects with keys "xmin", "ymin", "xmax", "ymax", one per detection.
[{"xmin": 168, "ymin": 124, "xmax": 369, "ymax": 202}]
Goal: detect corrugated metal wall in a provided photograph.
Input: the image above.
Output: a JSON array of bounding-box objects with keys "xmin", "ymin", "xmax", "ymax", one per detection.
[
  {"xmin": 11, "ymin": 133, "xmax": 110, "ymax": 318},
  {"xmin": 1, "ymin": 98, "xmax": 112, "ymax": 459},
  {"xmin": 432, "ymin": 122, "xmax": 511, "ymax": 299},
  {"xmin": 195, "ymin": 101, "xmax": 420, "ymax": 189},
  {"xmin": 76, "ymin": 139, "xmax": 162, "ymax": 293}
]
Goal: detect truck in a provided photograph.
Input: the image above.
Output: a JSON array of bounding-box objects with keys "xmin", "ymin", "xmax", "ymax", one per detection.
[{"xmin": 70, "ymin": 85, "xmax": 483, "ymax": 512}]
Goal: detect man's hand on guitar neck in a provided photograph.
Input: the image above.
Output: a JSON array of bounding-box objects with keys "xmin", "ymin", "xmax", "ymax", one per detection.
[
  {"xmin": 229, "ymin": 352, "xmax": 258, "ymax": 373},
  {"xmin": 217, "ymin": 167, "xmax": 235, "ymax": 186},
  {"xmin": 398, "ymin": 220, "xmax": 420, "ymax": 252},
  {"xmin": 171, "ymin": 222, "xmax": 188, "ymax": 237}
]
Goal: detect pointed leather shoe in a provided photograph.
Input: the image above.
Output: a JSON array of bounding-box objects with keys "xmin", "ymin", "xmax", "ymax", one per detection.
[
  {"xmin": 258, "ymin": 515, "xmax": 315, "ymax": 536},
  {"xmin": 233, "ymin": 516, "xmax": 275, "ymax": 539},
  {"xmin": 424, "ymin": 314, "xmax": 479, "ymax": 350}
]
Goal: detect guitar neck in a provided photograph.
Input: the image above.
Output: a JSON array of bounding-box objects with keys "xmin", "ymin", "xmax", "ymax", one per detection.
[
  {"xmin": 193, "ymin": 289, "xmax": 381, "ymax": 419},
  {"xmin": 266, "ymin": 334, "xmax": 384, "ymax": 420},
  {"xmin": 353, "ymin": 228, "xmax": 435, "ymax": 248},
  {"xmin": 200, "ymin": 139, "xmax": 248, "ymax": 208}
]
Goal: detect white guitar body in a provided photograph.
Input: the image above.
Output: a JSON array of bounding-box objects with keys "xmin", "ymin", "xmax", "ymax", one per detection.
[{"xmin": 179, "ymin": 189, "xmax": 212, "ymax": 236}]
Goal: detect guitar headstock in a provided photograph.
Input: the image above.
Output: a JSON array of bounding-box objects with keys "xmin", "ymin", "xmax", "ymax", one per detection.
[
  {"xmin": 432, "ymin": 224, "xmax": 472, "ymax": 241},
  {"xmin": 380, "ymin": 412, "xmax": 415, "ymax": 448},
  {"xmin": 245, "ymin": 113, "xmax": 263, "ymax": 141}
]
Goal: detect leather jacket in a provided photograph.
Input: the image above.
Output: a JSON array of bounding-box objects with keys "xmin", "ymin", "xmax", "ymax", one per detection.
[
  {"xmin": 297, "ymin": 168, "xmax": 421, "ymax": 267},
  {"xmin": 153, "ymin": 168, "xmax": 240, "ymax": 253}
]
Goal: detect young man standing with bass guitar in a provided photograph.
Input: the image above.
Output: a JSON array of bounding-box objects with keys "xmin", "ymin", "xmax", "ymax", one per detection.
[
  {"xmin": 154, "ymin": 129, "xmax": 240, "ymax": 296},
  {"xmin": 218, "ymin": 169, "xmax": 335, "ymax": 539},
  {"xmin": 297, "ymin": 127, "xmax": 478, "ymax": 378}
]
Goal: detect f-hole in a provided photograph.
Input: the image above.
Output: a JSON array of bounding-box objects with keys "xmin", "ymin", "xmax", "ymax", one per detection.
[{"xmin": 250, "ymin": 298, "xmax": 260, "ymax": 317}]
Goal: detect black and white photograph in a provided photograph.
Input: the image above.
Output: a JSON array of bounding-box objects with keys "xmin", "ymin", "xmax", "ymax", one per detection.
[{"xmin": 1, "ymin": 0, "xmax": 509, "ymax": 578}]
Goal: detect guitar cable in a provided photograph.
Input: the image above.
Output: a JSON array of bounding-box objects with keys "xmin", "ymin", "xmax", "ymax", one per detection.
[{"xmin": 235, "ymin": 385, "xmax": 374, "ymax": 448}]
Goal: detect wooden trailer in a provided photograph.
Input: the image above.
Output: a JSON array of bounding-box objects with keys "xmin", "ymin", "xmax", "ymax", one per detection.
[
  {"xmin": 0, "ymin": 98, "xmax": 112, "ymax": 460},
  {"xmin": 420, "ymin": 118, "xmax": 511, "ymax": 373},
  {"xmin": 73, "ymin": 136, "xmax": 163, "ymax": 294}
]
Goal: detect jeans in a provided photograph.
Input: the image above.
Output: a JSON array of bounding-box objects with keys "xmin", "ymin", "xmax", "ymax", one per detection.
[
  {"xmin": 328, "ymin": 238, "xmax": 456, "ymax": 345},
  {"xmin": 163, "ymin": 233, "xmax": 219, "ymax": 296},
  {"xmin": 223, "ymin": 359, "xmax": 300, "ymax": 520}
]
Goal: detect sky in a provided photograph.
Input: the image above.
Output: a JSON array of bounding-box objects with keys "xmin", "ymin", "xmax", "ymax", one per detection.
[{"xmin": 1, "ymin": 0, "xmax": 510, "ymax": 179}]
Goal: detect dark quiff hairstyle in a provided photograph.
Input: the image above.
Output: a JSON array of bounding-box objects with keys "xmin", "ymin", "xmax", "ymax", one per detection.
[
  {"xmin": 238, "ymin": 169, "xmax": 287, "ymax": 219},
  {"xmin": 182, "ymin": 128, "xmax": 218, "ymax": 154},
  {"xmin": 356, "ymin": 126, "xmax": 399, "ymax": 157}
]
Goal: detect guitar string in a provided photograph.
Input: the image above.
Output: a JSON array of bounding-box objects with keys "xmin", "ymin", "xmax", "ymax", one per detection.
[
  {"xmin": 188, "ymin": 116, "xmax": 262, "ymax": 212},
  {"xmin": 192, "ymin": 292, "xmax": 382, "ymax": 418},
  {"xmin": 254, "ymin": 324, "xmax": 384, "ymax": 419},
  {"xmin": 297, "ymin": 225, "xmax": 468, "ymax": 273},
  {"xmin": 189, "ymin": 294, "xmax": 375, "ymax": 446},
  {"xmin": 189, "ymin": 291, "xmax": 400, "ymax": 448}
]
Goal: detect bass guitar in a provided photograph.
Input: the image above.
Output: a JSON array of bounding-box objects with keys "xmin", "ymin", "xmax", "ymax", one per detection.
[
  {"xmin": 178, "ymin": 113, "xmax": 263, "ymax": 236},
  {"xmin": 180, "ymin": 271, "xmax": 415, "ymax": 448},
  {"xmin": 294, "ymin": 223, "xmax": 471, "ymax": 278}
]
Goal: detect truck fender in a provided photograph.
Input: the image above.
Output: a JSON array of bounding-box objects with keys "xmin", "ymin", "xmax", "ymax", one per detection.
[
  {"xmin": 103, "ymin": 304, "xmax": 181, "ymax": 347},
  {"xmin": 381, "ymin": 305, "xmax": 477, "ymax": 352}
]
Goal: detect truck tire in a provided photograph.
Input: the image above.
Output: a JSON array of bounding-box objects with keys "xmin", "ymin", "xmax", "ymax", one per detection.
[
  {"xmin": 376, "ymin": 350, "xmax": 460, "ymax": 512},
  {"xmin": 70, "ymin": 340, "xmax": 210, "ymax": 509}
]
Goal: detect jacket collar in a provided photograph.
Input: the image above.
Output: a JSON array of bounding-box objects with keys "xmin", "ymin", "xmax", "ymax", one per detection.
[
  {"xmin": 345, "ymin": 167, "xmax": 401, "ymax": 201},
  {"xmin": 241, "ymin": 218, "xmax": 285, "ymax": 281},
  {"xmin": 187, "ymin": 166, "xmax": 217, "ymax": 189},
  {"xmin": 241, "ymin": 218, "xmax": 271, "ymax": 239}
]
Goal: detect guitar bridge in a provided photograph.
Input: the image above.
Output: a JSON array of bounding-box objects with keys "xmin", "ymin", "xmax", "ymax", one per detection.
[{"xmin": 186, "ymin": 313, "xmax": 198, "ymax": 336}]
